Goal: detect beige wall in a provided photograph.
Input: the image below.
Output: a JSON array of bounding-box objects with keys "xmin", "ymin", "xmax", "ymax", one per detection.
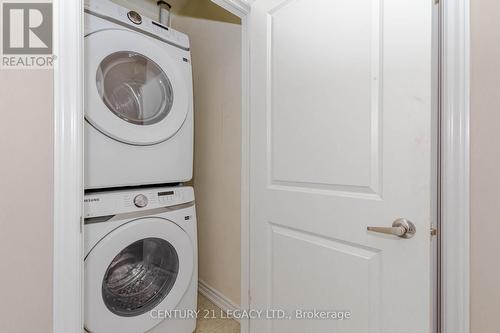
[
  {"xmin": 177, "ymin": 0, "xmax": 240, "ymax": 24},
  {"xmin": 174, "ymin": 11, "xmax": 242, "ymax": 305},
  {"xmin": 0, "ymin": 70, "xmax": 54, "ymax": 332},
  {"xmin": 470, "ymin": 1, "xmax": 500, "ymax": 332}
]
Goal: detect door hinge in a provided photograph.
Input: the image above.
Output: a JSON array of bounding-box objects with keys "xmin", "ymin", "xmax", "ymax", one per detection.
[
  {"xmin": 430, "ymin": 227, "xmax": 438, "ymax": 237},
  {"xmin": 80, "ymin": 216, "xmax": 84, "ymax": 233},
  {"xmin": 434, "ymin": 0, "xmax": 439, "ymax": 4}
]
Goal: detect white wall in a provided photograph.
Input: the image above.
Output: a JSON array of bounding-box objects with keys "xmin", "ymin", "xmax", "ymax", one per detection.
[
  {"xmin": 174, "ymin": 12, "xmax": 242, "ymax": 305},
  {"xmin": 0, "ymin": 69, "xmax": 54, "ymax": 332}
]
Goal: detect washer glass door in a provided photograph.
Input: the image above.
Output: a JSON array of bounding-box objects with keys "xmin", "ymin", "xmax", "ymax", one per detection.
[
  {"xmin": 85, "ymin": 217, "xmax": 194, "ymax": 333},
  {"xmin": 102, "ymin": 237, "xmax": 179, "ymax": 317}
]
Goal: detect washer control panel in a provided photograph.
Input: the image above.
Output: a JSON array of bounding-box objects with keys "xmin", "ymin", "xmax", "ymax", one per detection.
[{"xmin": 84, "ymin": 186, "xmax": 194, "ymax": 218}]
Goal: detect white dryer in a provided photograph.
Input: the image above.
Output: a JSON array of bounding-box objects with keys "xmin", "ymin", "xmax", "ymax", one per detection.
[
  {"xmin": 84, "ymin": 0, "xmax": 193, "ymax": 189},
  {"xmin": 84, "ymin": 186, "xmax": 197, "ymax": 333}
]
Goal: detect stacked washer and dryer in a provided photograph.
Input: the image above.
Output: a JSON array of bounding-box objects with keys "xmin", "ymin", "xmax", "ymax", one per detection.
[{"xmin": 83, "ymin": 1, "xmax": 197, "ymax": 332}]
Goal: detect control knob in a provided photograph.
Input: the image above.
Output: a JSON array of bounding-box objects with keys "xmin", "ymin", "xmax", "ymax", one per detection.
[
  {"xmin": 127, "ymin": 11, "xmax": 142, "ymax": 25},
  {"xmin": 134, "ymin": 194, "xmax": 148, "ymax": 208}
]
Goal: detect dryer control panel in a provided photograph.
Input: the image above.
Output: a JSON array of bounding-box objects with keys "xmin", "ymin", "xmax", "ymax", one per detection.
[
  {"xmin": 84, "ymin": 186, "xmax": 195, "ymax": 218},
  {"xmin": 84, "ymin": 0, "xmax": 190, "ymax": 50}
]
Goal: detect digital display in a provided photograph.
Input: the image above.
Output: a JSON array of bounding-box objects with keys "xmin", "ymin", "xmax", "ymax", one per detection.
[{"xmin": 158, "ymin": 191, "xmax": 174, "ymax": 197}]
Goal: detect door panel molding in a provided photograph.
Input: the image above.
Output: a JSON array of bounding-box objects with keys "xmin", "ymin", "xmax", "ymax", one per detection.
[
  {"xmin": 266, "ymin": 0, "xmax": 383, "ymax": 198},
  {"xmin": 269, "ymin": 223, "xmax": 382, "ymax": 333}
]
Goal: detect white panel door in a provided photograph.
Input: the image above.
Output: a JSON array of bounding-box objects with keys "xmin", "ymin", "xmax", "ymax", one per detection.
[{"xmin": 248, "ymin": 0, "xmax": 434, "ymax": 332}]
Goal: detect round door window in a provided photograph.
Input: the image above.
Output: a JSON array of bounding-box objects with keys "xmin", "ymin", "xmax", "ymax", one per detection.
[
  {"xmin": 96, "ymin": 51, "xmax": 174, "ymax": 126},
  {"xmin": 102, "ymin": 238, "xmax": 179, "ymax": 317}
]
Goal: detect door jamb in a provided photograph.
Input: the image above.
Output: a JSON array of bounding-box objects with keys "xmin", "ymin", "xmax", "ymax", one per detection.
[
  {"xmin": 440, "ymin": 0, "xmax": 470, "ymax": 332},
  {"xmin": 52, "ymin": 0, "xmax": 470, "ymax": 332},
  {"xmin": 53, "ymin": 0, "xmax": 84, "ymax": 332}
]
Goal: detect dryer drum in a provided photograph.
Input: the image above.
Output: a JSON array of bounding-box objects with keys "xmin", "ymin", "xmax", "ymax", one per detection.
[{"xmin": 101, "ymin": 238, "xmax": 179, "ymax": 317}]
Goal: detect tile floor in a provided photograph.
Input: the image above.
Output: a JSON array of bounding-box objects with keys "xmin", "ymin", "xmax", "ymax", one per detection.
[{"xmin": 195, "ymin": 294, "xmax": 240, "ymax": 333}]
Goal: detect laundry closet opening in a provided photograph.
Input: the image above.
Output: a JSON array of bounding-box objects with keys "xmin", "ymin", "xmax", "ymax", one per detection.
[
  {"xmin": 172, "ymin": 0, "xmax": 243, "ymax": 309},
  {"xmin": 110, "ymin": 0, "xmax": 243, "ymax": 320}
]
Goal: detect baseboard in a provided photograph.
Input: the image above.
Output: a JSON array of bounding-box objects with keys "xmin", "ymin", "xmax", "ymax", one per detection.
[{"xmin": 198, "ymin": 280, "xmax": 241, "ymax": 323}]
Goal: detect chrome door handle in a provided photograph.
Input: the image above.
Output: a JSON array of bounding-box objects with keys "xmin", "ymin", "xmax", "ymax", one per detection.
[{"xmin": 367, "ymin": 218, "xmax": 416, "ymax": 239}]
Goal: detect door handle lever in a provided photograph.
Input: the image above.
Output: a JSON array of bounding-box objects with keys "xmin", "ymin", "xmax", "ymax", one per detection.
[{"xmin": 367, "ymin": 218, "xmax": 416, "ymax": 239}]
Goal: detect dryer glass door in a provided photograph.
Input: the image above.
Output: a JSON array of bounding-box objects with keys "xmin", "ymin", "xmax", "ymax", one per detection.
[
  {"xmin": 85, "ymin": 29, "xmax": 190, "ymax": 146},
  {"xmin": 97, "ymin": 52, "xmax": 174, "ymax": 126},
  {"xmin": 102, "ymin": 237, "xmax": 179, "ymax": 317}
]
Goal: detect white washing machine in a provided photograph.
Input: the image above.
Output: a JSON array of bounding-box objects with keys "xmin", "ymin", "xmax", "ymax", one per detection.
[
  {"xmin": 84, "ymin": 0, "xmax": 193, "ymax": 189},
  {"xmin": 84, "ymin": 186, "xmax": 197, "ymax": 333}
]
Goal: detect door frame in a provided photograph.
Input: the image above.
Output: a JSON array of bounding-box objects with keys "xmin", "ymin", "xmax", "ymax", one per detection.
[
  {"xmin": 52, "ymin": 1, "xmax": 470, "ymax": 333},
  {"xmin": 439, "ymin": 0, "xmax": 470, "ymax": 332},
  {"xmin": 53, "ymin": 0, "xmax": 84, "ymax": 332},
  {"xmin": 207, "ymin": 2, "xmax": 252, "ymax": 333}
]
